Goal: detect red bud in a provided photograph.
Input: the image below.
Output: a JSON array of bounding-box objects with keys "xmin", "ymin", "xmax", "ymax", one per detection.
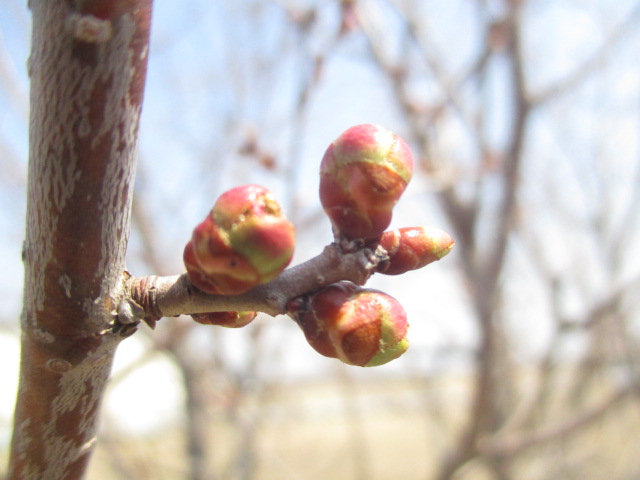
[
  {"xmin": 184, "ymin": 185, "xmax": 295, "ymax": 295},
  {"xmin": 319, "ymin": 124, "xmax": 413, "ymax": 239},
  {"xmin": 288, "ymin": 281, "xmax": 409, "ymax": 367},
  {"xmin": 378, "ymin": 227, "xmax": 454, "ymax": 275},
  {"xmin": 191, "ymin": 311, "xmax": 257, "ymax": 328}
]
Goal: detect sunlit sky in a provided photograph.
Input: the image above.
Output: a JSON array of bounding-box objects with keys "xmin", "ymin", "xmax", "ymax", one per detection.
[{"xmin": 1, "ymin": 0, "xmax": 639, "ymax": 438}]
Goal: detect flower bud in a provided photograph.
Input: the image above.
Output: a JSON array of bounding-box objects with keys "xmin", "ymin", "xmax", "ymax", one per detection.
[
  {"xmin": 288, "ymin": 281, "xmax": 409, "ymax": 367},
  {"xmin": 191, "ymin": 311, "xmax": 257, "ymax": 328},
  {"xmin": 184, "ymin": 184, "xmax": 295, "ymax": 295},
  {"xmin": 319, "ymin": 124, "xmax": 413, "ymax": 240},
  {"xmin": 377, "ymin": 227, "xmax": 455, "ymax": 275}
]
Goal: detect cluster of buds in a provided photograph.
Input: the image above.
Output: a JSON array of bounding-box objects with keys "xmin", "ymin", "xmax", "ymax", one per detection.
[
  {"xmin": 319, "ymin": 123, "xmax": 414, "ymax": 240},
  {"xmin": 290, "ymin": 125, "xmax": 453, "ymax": 366},
  {"xmin": 184, "ymin": 184, "xmax": 295, "ymax": 295},
  {"xmin": 288, "ymin": 282, "xmax": 409, "ymax": 367},
  {"xmin": 286, "ymin": 226, "xmax": 454, "ymax": 367},
  {"xmin": 183, "ymin": 185, "xmax": 294, "ymax": 328},
  {"xmin": 182, "ymin": 124, "xmax": 454, "ymax": 365}
]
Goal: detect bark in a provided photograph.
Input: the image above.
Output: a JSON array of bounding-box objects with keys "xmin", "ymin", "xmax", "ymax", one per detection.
[{"xmin": 8, "ymin": 1, "xmax": 152, "ymax": 478}]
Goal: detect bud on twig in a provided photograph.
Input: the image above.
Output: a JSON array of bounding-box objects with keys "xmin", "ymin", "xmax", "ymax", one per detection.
[
  {"xmin": 184, "ymin": 185, "xmax": 295, "ymax": 295},
  {"xmin": 191, "ymin": 311, "xmax": 257, "ymax": 328},
  {"xmin": 288, "ymin": 281, "xmax": 409, "ymax": 367},
  {"xmin": 319, "ymin": 124, "xmax": 413, "ymax": 240},
  {"xmin": 377, "ymin": 226, "xmax": 455, "ymax": 275}
]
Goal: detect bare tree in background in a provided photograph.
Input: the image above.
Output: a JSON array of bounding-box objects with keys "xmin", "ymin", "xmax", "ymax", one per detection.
[{"xmin": 351, "ymin": 1, "xmax": 640, "ymax": 478}]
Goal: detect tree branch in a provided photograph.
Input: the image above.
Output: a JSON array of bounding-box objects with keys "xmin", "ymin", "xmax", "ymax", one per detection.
[
  {"xmin": 8, "ymin": 1, "xmax": 152, "ymax": 478},
  {"xmin": 125, "ymin": 242, "xmax": 382, "ymax": 326}
]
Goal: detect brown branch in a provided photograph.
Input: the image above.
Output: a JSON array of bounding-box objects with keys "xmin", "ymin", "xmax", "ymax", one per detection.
[
  {"xmin": 125, "ymin": 242, "xmax": 381, "ymax": 325},
  {"xmin": 8, "ymin": 1, "xmax": 152, "ymax": 478}
]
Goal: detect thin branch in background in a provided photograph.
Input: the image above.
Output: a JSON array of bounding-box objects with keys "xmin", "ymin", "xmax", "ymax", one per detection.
[
  {"xmin": 532, "ymin": 3, "xmax": 640, "ymax": 106},
  {"xmin": 478, "ymin": 386, "xmax": 632, "ymax": 458}
]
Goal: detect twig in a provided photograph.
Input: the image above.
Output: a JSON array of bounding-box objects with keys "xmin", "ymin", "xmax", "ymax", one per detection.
[{"xmin": 126, "ymin": 242, "xmax": 382, "ymax": 323}]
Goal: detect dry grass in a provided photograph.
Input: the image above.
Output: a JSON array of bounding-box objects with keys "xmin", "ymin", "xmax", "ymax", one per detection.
[{"xmin": 80, "ymin": 372, "xmax": 640, "ymax": 480}]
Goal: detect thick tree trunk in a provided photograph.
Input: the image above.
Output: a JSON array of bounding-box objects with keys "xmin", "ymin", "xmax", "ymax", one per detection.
[{"xmin": 8, "ymin": 1, "xmax": 152, "ymax": 478}]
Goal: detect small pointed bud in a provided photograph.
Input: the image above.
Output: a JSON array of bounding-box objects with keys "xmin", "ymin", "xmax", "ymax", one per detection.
[
  {"xmin": 288, "ymin": 281, "xmax": 409, "ymax": 367},
  {"xmin": 184, "ymin": 184, "xmax": 295, "ymax": 295},
  {"xmin": 377, "ymin": 226, "xmax": 455, "ymax": 275},
  {"xmin": 319, "ymin": 124, "xmax": 414, "ymax": 240},
  {"xmin": 191, "ymin": 311, "xmax": 257, "ymax": 328}
]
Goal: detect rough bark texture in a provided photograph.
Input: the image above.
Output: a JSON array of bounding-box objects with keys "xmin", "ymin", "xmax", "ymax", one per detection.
[{"xmin": 8, "ymin": 1, "xmax": 152, "ymax": 478}]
